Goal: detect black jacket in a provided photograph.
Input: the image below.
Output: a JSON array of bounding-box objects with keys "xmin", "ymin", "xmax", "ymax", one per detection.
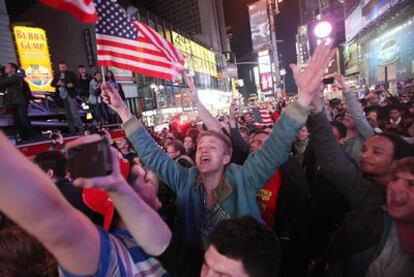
[
  {"xmin": 52, "ymin": 70, "xmax": 78, "ymax": 98},
  {"xmin": 308, "ymin": 111, "xmax": 388, "ymax": 277},
  {"xmin": 0, "ymin": 74, "xmax": 25, "ymax": 107}
]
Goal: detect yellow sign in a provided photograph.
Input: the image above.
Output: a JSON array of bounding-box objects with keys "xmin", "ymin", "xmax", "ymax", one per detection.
[
  {"xmin": 13, "ymin": 26, "xmax": 54, "ymax": 92},
  {"xmin": 172, "ymin": 31, "xmax": 217, "ymax": 77}
]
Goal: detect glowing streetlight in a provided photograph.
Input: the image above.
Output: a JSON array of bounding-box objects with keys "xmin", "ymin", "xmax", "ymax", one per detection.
[{"xmin": 314, "ymin": 21, "xmax": 333, "ymax": 39}]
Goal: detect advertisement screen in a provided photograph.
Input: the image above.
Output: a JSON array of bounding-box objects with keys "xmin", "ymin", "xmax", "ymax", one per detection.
[
  {"xmin": 13, "ymin": 26, "xmax": 54, "ymax": 92},
  {"xmin": 248, "ymin": 0, "xmax": 271, "ymax": 52}
]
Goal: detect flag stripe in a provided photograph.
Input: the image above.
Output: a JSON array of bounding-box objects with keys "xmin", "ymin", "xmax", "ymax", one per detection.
[
  {"xmin": 97, "ymin": 49, "xmax": 176, "ymax": 68},
  {"xmin": 97, "ymin": 55, "xmax": 177, "ymax": 75},
  {"xmin": 98, "ymin": 60, "xmax": 174, "ymax": 80},
  {"xmin": 38, "ymin": 0, "xmax": 97, "ymax": 23},
  {"xmin": 136, "ymin": 22, "xmax": 181, "ymax": 63}
]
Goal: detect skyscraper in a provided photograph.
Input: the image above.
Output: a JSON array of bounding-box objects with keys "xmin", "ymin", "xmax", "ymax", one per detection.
[
  {"xmin": 137, "ymin": 0, "xmax": 230, "ymax": 52},
  {"xmin": 0, "ymin": 0, "xmax": 17, "ymax": 65}
]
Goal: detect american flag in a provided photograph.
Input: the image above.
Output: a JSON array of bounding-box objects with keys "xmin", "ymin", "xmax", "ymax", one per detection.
[
  {"xmin": 94, "ymin": 0, "xmax": 185, "ymax": 80},
  {"xmin": 38, "ymin": 0, "xmax": 97, "ymax": 23},
  {"xmin": 251, "ymin": 107, "xmax": 273, "ymax": 126}
]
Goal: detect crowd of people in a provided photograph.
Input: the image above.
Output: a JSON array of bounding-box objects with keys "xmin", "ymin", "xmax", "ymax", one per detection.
[
  {"xmin": 0, "ymin": 61, "xmax": 124, "ymax": 142},
  {"xmin": 0, "ymin": 42, "xmax": 413, "ymax": 277}
]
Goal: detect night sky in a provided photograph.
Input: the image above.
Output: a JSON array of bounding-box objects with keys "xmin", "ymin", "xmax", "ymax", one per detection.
[{"xmin": 223, "ymin": 0, "xmax": 301, "ymax": 93}]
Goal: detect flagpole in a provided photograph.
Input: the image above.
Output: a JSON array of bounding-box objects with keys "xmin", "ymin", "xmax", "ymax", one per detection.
[{"xmin": 101, "ymin": 66, "xmax": 106, "ymax": 82}]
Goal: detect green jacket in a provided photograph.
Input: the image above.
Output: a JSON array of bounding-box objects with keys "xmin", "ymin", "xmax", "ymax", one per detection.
[
  {"xmin": 123, "ymin": 101, "xmax": 309, "ymax": 246},
  {"xmin": 0, "ymin": 74, "xmax": 25, "ymax": 107}
]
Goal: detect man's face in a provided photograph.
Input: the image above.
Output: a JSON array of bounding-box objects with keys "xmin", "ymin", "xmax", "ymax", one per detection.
[
  {"xmin": 240, "ymin": 131, "xmax": 251, "ymax": 145},
  {"xmin": 201, "ymin": 245, "xmax": 249, "ymax": 277},
  {"xmin": 59, "ymin": 63, "xmax": 67, "ymax": 72},
  {"xmin": 114, "ymin": 138, "xmax": 130, "ymax": 154},
  {"xmin": 196, "ymin": 136, "xmax": 230, "ymax": 174},
  {"xmin": 245, "ymin": 113, "xmax": 253, "ymax": 124},
  {"xmin": 4, "ymin": 64, "xmax": 15, "ymax": 75},
  {"xmin": 367, "ymin": 93, "xmax": 380, "ymax": 105},
  {"xmin": 78, "ymin": 67, "xmax": 86, "ymax": 75},
  {"xmin": 389, "ymin": 109, "xmax": 401, "ymax": 121},
  {"xmin": 249, "ymin": 133, "xmax": 269, "ymax": 154},
  {"xmin": 360, "ymin": 136, "xmax": 395, "ymax": 183},
  {"xmin": 387, "ymin": 171, "xmax": 414, "ymax": 223},
  {"xmin": 129, "ymin": 165, "xmax": 162, "ymax": 211},
  {"xmin": 95, "ymin": 73, "xmax": 102, "ymax": 81},
  {"xmin": 166, "ymin": 145, "xmax": 180, "ymax": 160}
]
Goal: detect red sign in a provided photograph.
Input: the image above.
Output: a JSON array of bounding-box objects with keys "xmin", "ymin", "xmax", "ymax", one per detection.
[{"xmin": 260, "ymin": 72, "xmax": 273, "ymax": 91}]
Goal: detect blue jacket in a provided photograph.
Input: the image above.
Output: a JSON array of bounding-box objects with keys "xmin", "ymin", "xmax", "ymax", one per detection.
[{"xmin": 122, "ymin": 101, "xmax": 309, "ymax": 246}]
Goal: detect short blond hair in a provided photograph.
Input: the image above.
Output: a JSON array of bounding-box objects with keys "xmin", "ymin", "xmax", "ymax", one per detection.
[{"xmin": 197, "ymin": 130, "xmax": 232, "ymax": 156}]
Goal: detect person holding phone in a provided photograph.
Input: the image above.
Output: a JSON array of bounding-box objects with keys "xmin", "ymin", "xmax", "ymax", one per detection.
[{"xmin": 0, "ymin": 131, "xmax": 171, "ymax": 276}]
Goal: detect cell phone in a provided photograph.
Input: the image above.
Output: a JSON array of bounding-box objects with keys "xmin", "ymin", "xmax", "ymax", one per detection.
[
  {"xmin": 322, "ymin": 77, "xmax": 335, "ymax": 85},
  {"xmin": 66, "ymin": 137, "xmax": 112, "ymax": 178}
]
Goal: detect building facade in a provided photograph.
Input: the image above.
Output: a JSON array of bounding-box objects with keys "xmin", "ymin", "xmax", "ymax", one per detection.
[
  {"xmin": 4, "ymin": 1, "xmax": 233, "ymax": 127},
  {"xmin": 0, "ymin": 0, "xmax": 17, "ymax": 65},
  {"xmin": 343, "ymin": 0, "xmax": 414, "ymax": 92}
]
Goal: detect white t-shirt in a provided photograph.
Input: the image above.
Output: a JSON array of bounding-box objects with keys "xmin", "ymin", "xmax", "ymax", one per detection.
[{"xmin": 366, "ymin": 224, "xmax": 414, "ymax": 277}]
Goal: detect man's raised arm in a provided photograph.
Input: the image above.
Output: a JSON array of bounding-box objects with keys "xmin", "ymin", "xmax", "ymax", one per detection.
[{"xmin": 0, "ymin": 131, "xmax": 100, "ymax": 275}]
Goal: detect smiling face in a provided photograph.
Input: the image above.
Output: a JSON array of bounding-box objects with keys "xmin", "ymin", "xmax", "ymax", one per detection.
[
  {"xmin": 360, "ymin": 136, "xmax": 395, "ymax": 181},
  {"xmin": 389, "ymin": 109, "xmax": 401, "ymax": 121},
  {"xmin": 297, "ymin": 126, "xmax": 310, "ymax": 141},
  {"xmin": 387, "ymin": 170, "xmax": 414, "ymax": 223},
  {"xmin": 196, "ymin": 135, "xmax": 231, "ymax": 175},
  {"xmin": 342, "ymin": 112, "xmax": 355, "ymax": 129}
]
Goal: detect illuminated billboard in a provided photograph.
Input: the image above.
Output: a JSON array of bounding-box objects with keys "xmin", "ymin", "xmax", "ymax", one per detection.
[
  {"xmin": 13, "ymin": 26, "xmax": 54, "ymax": 92},
  {"xmin": 248, "ymin": 0, "xmax": 271, "ymax": 52},
  {"xmin": 172, "ymin": 31, "xmax": 217, "ymax": 77}
]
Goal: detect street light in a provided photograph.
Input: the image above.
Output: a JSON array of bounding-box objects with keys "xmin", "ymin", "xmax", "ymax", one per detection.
[{"xmin": 314, "ymin": 21, "xmax": 333, "ymax": 39}]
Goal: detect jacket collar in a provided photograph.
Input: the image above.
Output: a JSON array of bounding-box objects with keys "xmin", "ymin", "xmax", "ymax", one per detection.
[{"xmin": 193, "ymin": 174, "xmax": 233, "ymax": 202}]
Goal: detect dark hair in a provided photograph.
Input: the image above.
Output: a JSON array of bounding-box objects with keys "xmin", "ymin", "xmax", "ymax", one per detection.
[
  {"xmin": 376, "ymin": 132, "xmax": 414, "ymax": 160},
  {"xmin": 7, "ymin": 63, "xmax": 19, "ymax": 71},
  {"xmin": 106, "ymin": 70, "xmax": 115, "ymax": 80},
  {"xmin": 239, "ymin": 126, "xmax": 250, "ymax": 136},
  {"xmin": 209, "ymin": 216, "xmax": 281, "ymax": 277},
  {"xmin": 165, "ymin": 140, "xmax": 185, "ymax": 156},
  {"xmin": 77, "ymin": 65, "xmax": 85, "ymax": 68},
  {"xmin": 0, "ymin": 226, "xmax": 57, "ymax": 276},
  {"xmin": 251, "ymin": 128, "xmax": 271, "ymax": 137},
  {"xmin": 34, "ymin": 151, "xmax": 68, "ymax": 178},
  {"xmin": 395, "ymin": 157, "xmax": 414, "ymax": 175},
  {"xmin": 330, "ymin": 121, "xmax": 347, "ymax": 139},
  {"xmin": 58, "ymin": 61, "xmax": 67, "ymax": 65},
  {"xmin": 244, "ymin": 112, "xmax": 253, "ymax": 117}
]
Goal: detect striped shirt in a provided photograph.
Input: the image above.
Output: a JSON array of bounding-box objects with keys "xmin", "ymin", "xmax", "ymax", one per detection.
[{"xmin": 59, "ymin": 227, "xmax": 168, "ymax": 277}]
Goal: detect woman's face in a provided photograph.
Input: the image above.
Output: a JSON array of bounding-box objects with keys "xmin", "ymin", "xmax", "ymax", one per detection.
[{"xmin": 183, "ymin": 136, "xmax": 194, "ymax": 150}]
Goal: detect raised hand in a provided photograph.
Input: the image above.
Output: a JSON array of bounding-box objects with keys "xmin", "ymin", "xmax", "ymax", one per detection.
[
  {"xmin": 334, "ymin": 73, "xmax": 349, "ymax": 92},
  {"xmin": 290, "ymin": 41, "xmax": 336, "ymax": 107},
  {"xmin": 183, "ymin": 73, "xmax": 199, "ymax": 104},
  {"xmin": 101, "ymin": 82, "xmax": 126, "ymax": 112}
]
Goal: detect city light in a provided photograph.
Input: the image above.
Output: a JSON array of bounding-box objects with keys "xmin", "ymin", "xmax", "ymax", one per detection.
[{"xmin": 314, "ymin": 21, "xmax": 333, "ymax": 39}]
